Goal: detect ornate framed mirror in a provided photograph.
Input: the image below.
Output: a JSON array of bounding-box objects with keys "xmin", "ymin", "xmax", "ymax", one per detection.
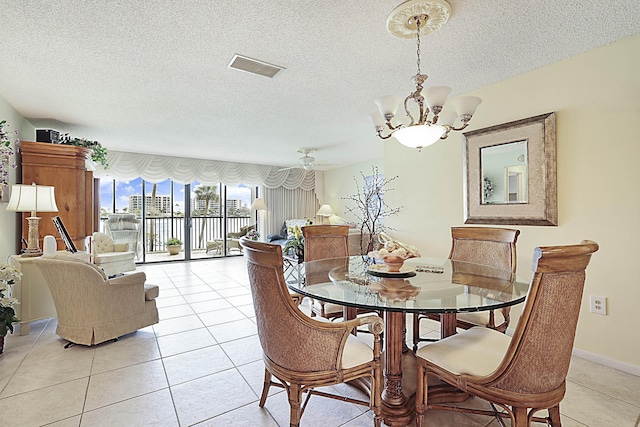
[{"xmin": 463, "ymin": 112, "xmax": 557, "ymax": 226}]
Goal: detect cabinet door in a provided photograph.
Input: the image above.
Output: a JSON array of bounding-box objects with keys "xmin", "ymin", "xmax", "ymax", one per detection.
[{"xmin": 20, "ymin": 141, "xmax": 94, "ymax": 251}]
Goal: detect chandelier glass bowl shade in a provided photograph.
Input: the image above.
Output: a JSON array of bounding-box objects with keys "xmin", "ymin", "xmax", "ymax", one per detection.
[{"xmin": 371, "ymin": 0, "xmax": 482, "ymax": 149}]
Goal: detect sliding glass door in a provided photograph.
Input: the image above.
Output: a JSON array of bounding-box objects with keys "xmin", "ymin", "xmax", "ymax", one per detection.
[
  {"xmin": 224, "ymin": 184, "xmax": 252, "ymax": 255},
  {"xmin": 190, "ymin": 182, "xmax": 223, "ymax": 259},
  {"xmin": 99, "ymin": 178, "xmax": 253, "ymax": 263}
]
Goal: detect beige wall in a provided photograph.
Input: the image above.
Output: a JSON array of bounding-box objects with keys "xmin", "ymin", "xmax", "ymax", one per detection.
[
  {"xmin": 326, "ymin": 34, "xmax": 640, "ymax": 370},
  {"xmin": 380, "ymin": 33, "xmax": 640, "ymax": 369},
  {"xmin": 0, "ymin": 96, "xmax": 35, "ymax": 260},
  {"xmin": 323, "ymin": 158, "xmax": 384, "ymax": 224}
]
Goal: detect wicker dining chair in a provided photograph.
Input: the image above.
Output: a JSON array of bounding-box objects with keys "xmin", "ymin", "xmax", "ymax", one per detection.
[
  {"xmin": 240, "ymin": 239, "xmax": 383, "ymax": 427},
  {"xmin": 303, "ymin": 225, "xmax": 352, "ymax": 319},
  {"xmin": 415, "ymin": 240, "xmax": 599, "ymax": 427},
  {"xmin": 413, "ymin": 227, "xmax": 520, "ymax": 351}
]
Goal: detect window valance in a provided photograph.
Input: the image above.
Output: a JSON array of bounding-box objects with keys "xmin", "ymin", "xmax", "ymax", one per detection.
[{"xmin": 95, "ymin": 151, "xmax": 316, "ymax": 190}]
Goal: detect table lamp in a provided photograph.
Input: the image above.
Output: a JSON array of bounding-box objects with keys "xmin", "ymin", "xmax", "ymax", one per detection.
[
  {"xmin": 6, "ymin": 183, "xmax": 59, "ymax": 257},
  {"xmin": 316, "ymin": 204, "xmax": 335, "ymax": 225}
]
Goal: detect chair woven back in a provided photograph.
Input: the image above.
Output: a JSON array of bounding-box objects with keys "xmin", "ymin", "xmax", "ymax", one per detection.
[
  {"xmin": 449, "ymin": 227, "xmax": 520, "ymax": 273},
  {"xmin": 240, "ymin": 239, "xmax": 346, "ymax": 373},
  {"xmin": 487, "ymin": 240, "xmax": 598, "ymax": 394},
  {"xmin": 303, "ymin": 225, "xmax": 349, "ymax": 262}
]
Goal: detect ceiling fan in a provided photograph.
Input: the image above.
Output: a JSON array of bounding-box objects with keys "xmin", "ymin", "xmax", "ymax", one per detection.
[{"xmin": 278, "ymin": 148, "xmax": 317, "ymax": 171}]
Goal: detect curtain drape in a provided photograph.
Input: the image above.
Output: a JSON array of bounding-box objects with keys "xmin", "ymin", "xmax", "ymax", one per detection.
[
  {"xmin": 97, "ymin": 151, "xmax": 316, "ymax": 190},
  {"xmin": 261, "ymin": 186, "xmax": 320, "ymax": 236},
  {"xmin": 97, "ymin": 151, "xmax": 322, "ymax": 237}
]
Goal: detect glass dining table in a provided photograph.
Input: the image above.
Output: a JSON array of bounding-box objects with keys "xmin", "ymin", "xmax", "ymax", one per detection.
[{"xmin": 287, "ymin": 256, "xmax": 530, "ymax": 427}]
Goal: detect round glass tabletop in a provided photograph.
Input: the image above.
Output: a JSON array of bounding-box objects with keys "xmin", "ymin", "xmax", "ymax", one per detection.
[{"xmin": 288, "ymin": 256, "xmax": 530, "ymax": 314}]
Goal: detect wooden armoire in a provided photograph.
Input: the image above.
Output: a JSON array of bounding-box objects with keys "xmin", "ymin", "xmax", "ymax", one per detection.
[{"xmin": 20, "ymin": 141, "xmax": 99, "ymax": 251}]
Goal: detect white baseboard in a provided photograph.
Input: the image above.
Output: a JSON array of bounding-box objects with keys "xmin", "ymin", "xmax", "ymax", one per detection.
[
  {"xmin": 506, "ymin": 326, "xmax": 640, "ymax": 377},
  {"xmin": 571, "ymin": 347, "xmax": 640, "ymax": 377}
]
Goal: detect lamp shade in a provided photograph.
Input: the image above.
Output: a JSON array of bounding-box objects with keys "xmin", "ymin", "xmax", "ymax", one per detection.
[
  {"xmin": 452, "ymin": 96, "xmax": 482, "ymax": 116},
  {"xmin": 393, "ymin": 124, "xmax": 446, "ymax": 149},
  {"xmin": 424, "ymin": 86, "xmax": 452, "ymax": 108},
  {"xmin": 368, "ymin": 111, "xmax": 386, "ymax": 127},
  {"xmin": 6, "ymin": 184, "xmax": 59, "ymax": 214},
  {"xmin": 250, "ymin": 197, "xmax": 268, "ymax": 211},
  {"xmin": 374, "ymin": 96, "xmax": 402, "ymax": 116},
  {"xmin": 436, "ymin": 110, "xmax": 457, "ymax": 127},
  {"xmin": 316, "ymin": 204, "xmax": 335, "ymax": 216}
]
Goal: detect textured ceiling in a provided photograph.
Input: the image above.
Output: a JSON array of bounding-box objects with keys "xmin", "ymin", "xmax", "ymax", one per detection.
[{"xmin": 1, "ymin": 1, "xmax": 639, "ymax": 170}]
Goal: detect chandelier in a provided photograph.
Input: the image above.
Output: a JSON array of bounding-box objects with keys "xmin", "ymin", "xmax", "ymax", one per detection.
[{"xmin": 370, "ymin": 0, "xmax": 481, "ymax": 150}]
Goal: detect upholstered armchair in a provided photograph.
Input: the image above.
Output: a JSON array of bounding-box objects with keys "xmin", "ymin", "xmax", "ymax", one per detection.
[
  {"xmin": 32, "ymin": 257, "xmax": 159, "ymax": 347},
  {"xmin": 104, "ymin": 214, "xmax": 142, "ymax": 259},
  {"xmin": 92, "ymin": 232, "xmax": 136, "ymax": 276}
]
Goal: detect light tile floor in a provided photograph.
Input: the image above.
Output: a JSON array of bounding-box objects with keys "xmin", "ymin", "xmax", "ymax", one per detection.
[{"xmin": 1, "ymin": 257, "xmax": 639, "ymax": 426}]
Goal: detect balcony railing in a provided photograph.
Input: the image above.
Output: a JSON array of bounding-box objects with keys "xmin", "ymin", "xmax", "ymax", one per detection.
[{"xmin": 100, "ymin": 215, "xmax": 251, "ymax": 253}]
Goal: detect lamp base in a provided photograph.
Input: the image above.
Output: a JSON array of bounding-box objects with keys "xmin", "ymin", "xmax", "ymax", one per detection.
[
  {"xmin": 24, "ymin": 216, "xmax": 43, "ymax": 257},
  {"xmin": 22, "ymin": 248, "xmax": 43, "ymax": 257}
]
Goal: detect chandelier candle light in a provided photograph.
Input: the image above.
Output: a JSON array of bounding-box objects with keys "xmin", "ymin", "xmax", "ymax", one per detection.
[
  {"xmin": 370, "ymin": 0, "xmax": 482, "ymax": 150},
  {"xmin": 6, "ymin": 183, "xmax": 59, "ymax": 257}
]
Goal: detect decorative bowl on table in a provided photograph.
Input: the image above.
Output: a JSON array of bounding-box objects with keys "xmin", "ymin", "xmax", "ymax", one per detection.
[
  {"xmin": 367, "ymin": 232, "xmax": 421, "ymax": 274},
  {"xmin": 379, "ymin": 254, "xmax": 408, "ymax": 272}
]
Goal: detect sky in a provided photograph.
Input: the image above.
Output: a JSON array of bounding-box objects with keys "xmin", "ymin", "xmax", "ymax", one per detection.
[{"xmin": 100, "ymin": 178, "xmax": 252, "ymax": 212}]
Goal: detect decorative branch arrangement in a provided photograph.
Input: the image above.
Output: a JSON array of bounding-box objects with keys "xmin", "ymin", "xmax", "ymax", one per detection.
[
  {"xmin": 342, "ymin": 166, "xmax": 402, "ymax": 255},
  {"xmin": 59, "ymin": 133, "xmax": 109, "ymax": 169}
]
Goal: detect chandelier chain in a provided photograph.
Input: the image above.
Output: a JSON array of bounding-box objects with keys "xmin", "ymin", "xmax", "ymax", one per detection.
[{"xmin": 415, "ymin": 17, "xmax": 422, "ymax": 75}]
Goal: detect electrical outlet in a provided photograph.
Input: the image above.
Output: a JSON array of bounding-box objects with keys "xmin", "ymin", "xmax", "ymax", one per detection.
[{"xmin": 590, "ymin": 295, "xmax": 607, "ymax": 315}]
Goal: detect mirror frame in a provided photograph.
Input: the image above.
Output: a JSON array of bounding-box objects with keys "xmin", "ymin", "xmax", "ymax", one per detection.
[{"xmin": 463, "ymin": 112, "xmax": 557, "ymax": 226}]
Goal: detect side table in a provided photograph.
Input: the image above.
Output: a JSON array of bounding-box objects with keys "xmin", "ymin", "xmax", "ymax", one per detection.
[
  {"xmin": 282, "ymin": 254, "xmax": 304, "ymax": 284},
  {"xmin": 11, "ymin": 251, "xmax": 90, "ymax": 335}
]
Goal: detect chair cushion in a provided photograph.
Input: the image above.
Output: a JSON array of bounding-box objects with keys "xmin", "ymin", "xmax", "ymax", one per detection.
[
  {"xmin": 456, "ymin": 310, "xmax": 505, "ymax": 327},
  {"xmin": 144, "ymin": 284, "xmax": 159, "ymax": 300},
  {"xmin": 312, "ymin": 299, "xmax": 344, "ymax": 317},
  {"xmin": 113, "ymin": 243, "xmax": 129, "ymax": 252},
  {"xmin": 342, "ymin": 334, "xmax": 374, "ymax": 369},
  {"xmin": 94, "ymin": 251, "xmax": 135, "ymax": 263},
  {"xmin": 416, "ymin": 326, "xmax": 510, "ymax": 376}
]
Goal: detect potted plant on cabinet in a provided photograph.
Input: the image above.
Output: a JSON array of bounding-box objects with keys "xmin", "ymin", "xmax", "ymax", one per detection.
[
  {"xmin": 166, "ymin": 237, "xmax": 182, "ymax": 255},
  {"xmin": 59, "ymin": 133, "xmax": 109, "ymax": 169}
]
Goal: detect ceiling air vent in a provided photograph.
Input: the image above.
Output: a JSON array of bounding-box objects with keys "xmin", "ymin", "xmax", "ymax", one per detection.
[{"xmin": 227, "ymin": 54, "xmax": 285, "ymax": 78}]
